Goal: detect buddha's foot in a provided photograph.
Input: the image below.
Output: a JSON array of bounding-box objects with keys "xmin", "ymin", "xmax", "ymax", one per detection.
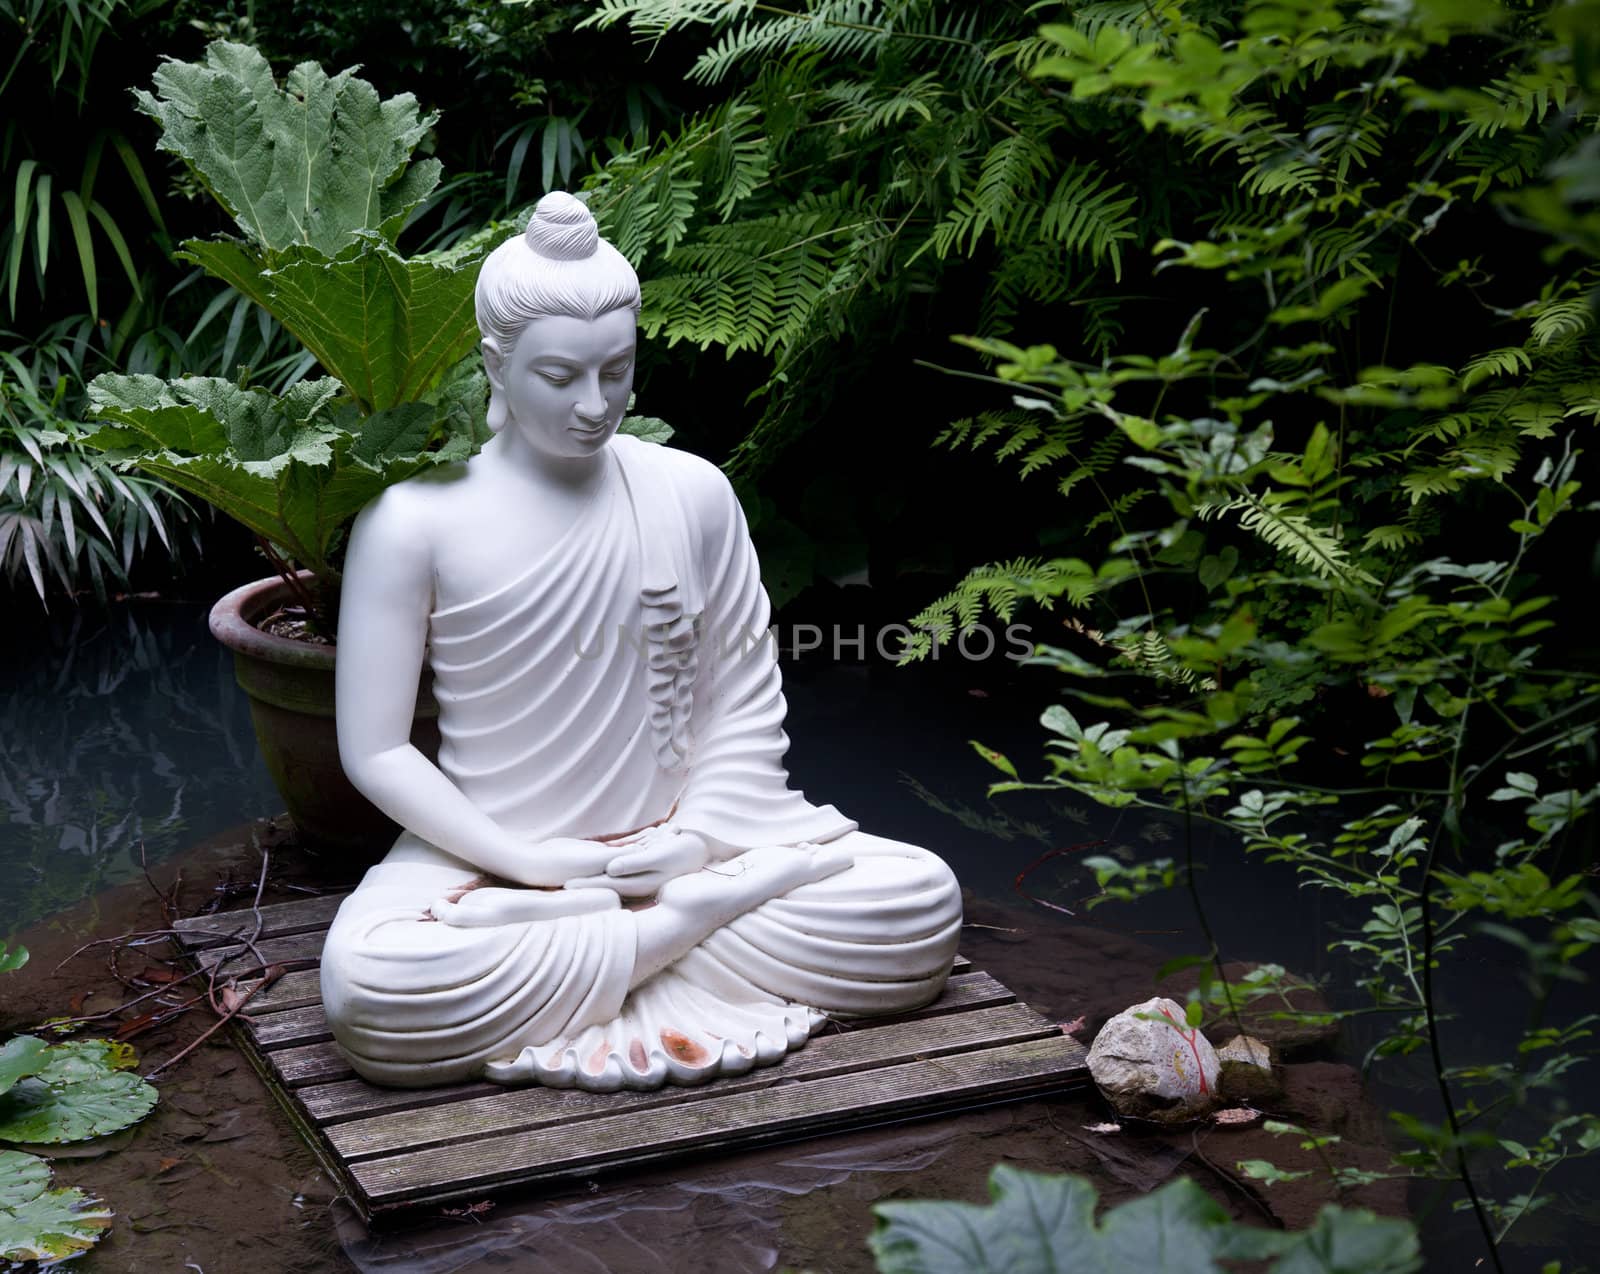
[{"xmin": 483, "ymin": 964, "xmax": 823, "ymax": 1091}]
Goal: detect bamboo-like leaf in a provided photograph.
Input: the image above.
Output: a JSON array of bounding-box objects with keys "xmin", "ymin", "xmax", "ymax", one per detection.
[
  {"xmin": 9, "ymin": 159, "xmax": 37, "ymax": 312},
  {"xmin": 86, "ymin": 199, "xmax": 141, "ymax": 296},
  {"xmin": 110, "ymin": 130, "xmax": 167, "ymax": 232},
  {"xmin": 33, "ymin": 171, "xmax": 52, "ymax": 275},
  {"xmin": 59, "ymin": 189, "xmax": 97, "ymax": 316}
]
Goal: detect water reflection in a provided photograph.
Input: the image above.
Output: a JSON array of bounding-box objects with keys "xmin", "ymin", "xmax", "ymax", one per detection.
[{"xmin": 0, "ymin": 603, "xmax": 280, "ymax": 938}]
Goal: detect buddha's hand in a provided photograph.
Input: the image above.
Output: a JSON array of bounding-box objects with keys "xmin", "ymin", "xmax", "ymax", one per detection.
[
  {"xmin": 430, "ymin": 885, "xmax": 621, "ymax": 927},
  {"xmin": 567, "ymin": 827, "xmax": 712, "ymax": 899},
  {"xmin": 654, "ymin": 843, "xmax": 853, "ymax": 916}
]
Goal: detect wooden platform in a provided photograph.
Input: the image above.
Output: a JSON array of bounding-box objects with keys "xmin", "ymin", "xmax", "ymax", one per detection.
[{"xmin": 172, "ymin": 892, "xmax": 1087, "ymax": 1222}]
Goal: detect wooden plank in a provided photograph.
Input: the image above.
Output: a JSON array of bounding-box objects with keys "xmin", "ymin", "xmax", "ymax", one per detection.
[
  {"xmin": 299, "ymin": 1077, "xmax": 501, "ymax": 1125},
  {"xmin": 840, "ymin": 970, "xmax": 1012, "ymax": 1024},
  {"xmin": 244, "ymin": 967, "xmax": 1005, "ymax": 1057},
  {"xmin": 242, "ymin": 969, "xmax": 323, "ymax": 1016},
  {"xmin": 194, "ymin": 930, "xmax": 326, "ymax": 973},
  {"xmin": 353, "ymin": 1034, "xmax": 1085, "ymax": 1207},
  {"xmin": 329, "ymin": 1002, "xmax": 1058, "ymax": 1162},
  {"xmin": 248, "ymin": 1003, "xmax": 332, "ymax": 1050},
  {"xmin": 263, "ymin": 970, "xmax": 1012, "ymax": 1091},
  {"xmin": 274, "ymin": 1041, "xmax": 353, "ymax": 1088},
  {"xmin": 173, "ymin": 893, "xmax": 346, "ymax": 947}
]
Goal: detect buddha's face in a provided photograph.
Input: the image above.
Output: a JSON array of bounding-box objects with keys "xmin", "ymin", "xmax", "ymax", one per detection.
[{"xmin": 484, "ymin": 308, "xmax": 636, "ymax": 460}]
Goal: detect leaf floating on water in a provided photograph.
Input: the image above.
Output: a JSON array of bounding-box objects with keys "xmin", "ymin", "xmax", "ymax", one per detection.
[
  {"xmin": 0, "ymin": 1038, "xmax": 51, "ymax": 1097},
  {"xmin": 0, "ymin": 1040, "xmax": 157, "ymax": 1145},
  {"xmin": 0, "ymin": 1187, "xmax": 114, "ymax": 1264},
  {"xmin": 0, "ymin": 1152, "xmax": 113, "ymax": 1265},
  {"xmin": 0, "ymin": 1151, "xmax": 50, "ymax": 1209},
  {"xmin": 35, "ymin": 1040, "xmax": 140, "ymax": 1078},
  {"xmin": 0, "ymin": 1071, "xmax": 158, "ymax": 1144}
]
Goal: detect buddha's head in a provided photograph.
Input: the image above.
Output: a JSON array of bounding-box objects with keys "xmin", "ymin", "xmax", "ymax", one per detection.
[{"xmin": 474, "ymin": 192, "xmax": 642, "ymax": 458}]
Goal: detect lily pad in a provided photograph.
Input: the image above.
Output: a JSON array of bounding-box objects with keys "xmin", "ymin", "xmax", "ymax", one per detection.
[
  {"xmin": 0, "ymin": 1070, "xmax": 158, "ymax": 1144},
  {"xmin": 35, "ymin": 1040, "xmax": 140, "ymax": 1082},
  {"xmin": 0, "ymin": 1150, "xmax": 50, "ymax": 1208},
  {"xmin": 0, "ymin": 942, "xmax": 26, "ymax": 974},
  {"xmin": 0, "ymin": 1039, "xmax": 51, "ymax": 1097},
  {"xmin": 0, "ymin": 1186, "xmax": 113, "ymax": 1265}
]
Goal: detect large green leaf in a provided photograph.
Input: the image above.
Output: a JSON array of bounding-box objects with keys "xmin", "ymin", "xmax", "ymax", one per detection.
[
  {"xmin": 181, "ymin": 235, "xmax": 486, "ymax": 414},
  {"xmin": 0, "ymin": 1070, "xmax": 157, "ymax": 1144},
  {"xmin": 0, "ymin": 1165, "xmax": 112, "ymax": 1266},
  {"xmin": 869, "ymin": 1166, "xmax": 1420, "ymax": 1274},
  {"xmin": 0, "ymin": 1039, "xmax": 50, "ymax": 1098},
  {"xmin": 84, "ymin": 367, "xmax": 487, "ymax": 577},
  {"xmin": 618, "ymin": 415, "xmax": 675, "ymax": 444},
  {"xmin": 30, "ymin": 1040, "xmax": 140, "ymax": 1083},
  {"xmin": 133, "ymin": 41, "xmax": 439, "ymax": 255},
  {"xmin": 0, "ymin": 1151, "xmax": 50, "ymax": 1210},
  {"xmin": 0, "ymin": 943, "xmax": 26, "ymax": 974}
]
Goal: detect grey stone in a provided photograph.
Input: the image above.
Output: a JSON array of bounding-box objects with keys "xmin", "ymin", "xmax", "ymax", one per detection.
[{"xmin": 1087, "ymin": 996, "xmax": 1220, "ymax": 1124}]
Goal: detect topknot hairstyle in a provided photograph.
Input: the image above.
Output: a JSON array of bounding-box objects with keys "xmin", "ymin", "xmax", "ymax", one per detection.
[{"xmin": 474, "ymin": 191, "xmax": 641, "ymax": 353}]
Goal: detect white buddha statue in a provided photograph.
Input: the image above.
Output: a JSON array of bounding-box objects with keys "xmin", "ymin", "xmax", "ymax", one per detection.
[{"xmin": 319, "ymin": 192, "xmax": 962, "ymax": 1091}]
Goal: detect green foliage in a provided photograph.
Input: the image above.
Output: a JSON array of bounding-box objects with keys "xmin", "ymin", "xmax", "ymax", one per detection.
[
  {"xmin": 0, "ymin": 1037, "xmax": 156, "ymax": 1143},
  {"xmin": 0, "ymin": 1150, "xmax": 113, "ymax": 1268},
  {"xmin": 868, "ymin": 1163, "xmax": 1420, "ymax": 1273},
  {"xmin": 0, "ymin": 1038, "xmax": 49, "ymax": 1096},
  {"xmin": 4, "ymin": 146, "xmax": 146, "ymax": 321},
  {"xmin": 0, "ymin": 942, "xmax": 26, "ymax": 975},
  {"xmin": 572, "ymin": 0, "xmax": 1152, "ymax": 572},
  {"xmin": 2, "ymin": 353, "xmax": 194, "ymax": 606},
  {"xmin": 133, "ymin": 41, "xmax": 442, "ymax": 257},
  {"xmin": 86, "ymin": 367, "xmax": 485, "ymax": 584},
  {"xmin": 82, "ymin": 43, "xmax": 495, "ymax": 615},
  {"xmin": 891, "ymin": 1, "xmax": 1600, "ymax": 1265}
]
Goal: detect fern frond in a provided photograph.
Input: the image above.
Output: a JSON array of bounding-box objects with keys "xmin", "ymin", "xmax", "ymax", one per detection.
[
  {"xmin": 1200, "ymin": 495, "xmax": 1375, "ymax": 586},
  {"xmin": 1039, "ymin": 164, "xmax": 1138, "ymax": 281},
  {"xmin": 1529, "ymin": 298, "xmax": 1594, "ymax": 348},
  {"xmin": 904, "ymin": 555, "xmax": 1101, "ymax": 658},
  {"xmin": 1460, "ymin": 346, "xmax": 1532, "ymax": 391},
  {"xmin": 1085, "ymin": 483, "xmax": 1151, "ymax": 532},
  {"xmin": 926, "ymin": 135, "xmax": 1053, "ymax": 259},
  {"xmin": 1060, "ymin": 430, "xmax": 1124, "ymax": 496},
  {"xmin": 1114, "ymin": 630, "xmax": 1218, "ymax": 692}
]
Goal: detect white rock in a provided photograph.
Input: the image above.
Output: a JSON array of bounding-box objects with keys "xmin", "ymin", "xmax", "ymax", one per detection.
[
  {"xmin": 1087, "ymin": 996, "xmax": 1221, "ymax": 1124},
  {"xmin": 1215, "ymin": 1033, "xmax": 1279, "ymax": 1102}
]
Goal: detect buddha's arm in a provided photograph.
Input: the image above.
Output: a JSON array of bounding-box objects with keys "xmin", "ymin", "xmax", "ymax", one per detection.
[
  {"xmin": 335, "ymin": 494, "xmax": 610, "ymax": 887},
  {"xmin": 666, "ymin": 464, "xmax": 852, "ymax": 850}
]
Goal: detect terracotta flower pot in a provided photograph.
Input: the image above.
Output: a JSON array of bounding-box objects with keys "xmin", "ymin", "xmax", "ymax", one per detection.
[{"xmin": 209, "ymin": 574, "xmax": 439, "ymax": 857}]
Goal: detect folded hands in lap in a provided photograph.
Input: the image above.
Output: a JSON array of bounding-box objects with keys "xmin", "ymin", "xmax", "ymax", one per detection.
[{"xmin": 429, "ymin": 829, "xmax": 852, "ymax": 925}]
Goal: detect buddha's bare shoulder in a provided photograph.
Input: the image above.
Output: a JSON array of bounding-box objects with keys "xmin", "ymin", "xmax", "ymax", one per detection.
[
  {"xmin": 613, "ymin": 434, "xmax": 738, "ymax": 522},
  {"xmin": 347, "ymin": 457, "xmax": 478, "ymax": 548}
]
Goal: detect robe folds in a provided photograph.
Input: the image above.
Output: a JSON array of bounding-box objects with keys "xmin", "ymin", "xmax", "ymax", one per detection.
[{"xmin": 320, "ymin": 436, "xmax": 962, "ymax": 1090}]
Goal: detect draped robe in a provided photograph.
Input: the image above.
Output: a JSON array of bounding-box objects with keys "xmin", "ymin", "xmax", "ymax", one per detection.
[{"xmin": 320, "ymin": 436, "xmax": 962, "ymax": 1090}]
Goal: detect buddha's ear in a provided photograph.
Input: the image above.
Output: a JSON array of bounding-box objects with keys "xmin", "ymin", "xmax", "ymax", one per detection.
[
  {"xmin": 481, "ymin": 339, "xmax": 509, "ymax": 434},
  {"xmin": 481, "ymin": 337, "xmax": 506, "ymax": 393}
]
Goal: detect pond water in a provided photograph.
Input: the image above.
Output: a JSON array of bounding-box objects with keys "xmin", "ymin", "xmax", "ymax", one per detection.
[{"xmin": 1, "ymin": 601, "xmax": 1586, "ymax": 1271}]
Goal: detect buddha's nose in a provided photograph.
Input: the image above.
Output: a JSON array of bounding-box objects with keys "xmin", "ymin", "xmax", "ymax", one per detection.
[{"xmin": 575, "ymin": 381, "xmax": 607, "ymax": 423}]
